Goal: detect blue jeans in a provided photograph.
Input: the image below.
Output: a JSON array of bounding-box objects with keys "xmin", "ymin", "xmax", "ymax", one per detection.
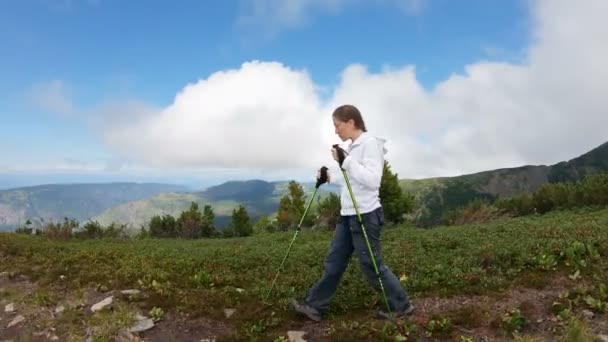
[{"xmin": 304, "ymin": 207, "xmax": 411, "ymax": 314}]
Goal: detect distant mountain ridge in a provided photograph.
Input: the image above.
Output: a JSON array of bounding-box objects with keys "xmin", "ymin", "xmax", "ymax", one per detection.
[
  {"xmin": 0, "ymin": 183, "xmax": 188, "ymax": 230},
  {"xmin": 1, "ymin": 141, "xmax": 606, "ymax": 231},
  {"xmin": 402, "ymin": 140, "xmax": 608, "ymax": 226}
]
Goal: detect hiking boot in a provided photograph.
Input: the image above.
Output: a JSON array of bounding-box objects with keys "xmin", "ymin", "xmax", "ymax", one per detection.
[
  {"xmin": 376, "ymin": 304, "xmax": 415, "ymax": 320},
  {"xmin": 289, "ymin": 298, "xmax": 322, "ymax": 322}
]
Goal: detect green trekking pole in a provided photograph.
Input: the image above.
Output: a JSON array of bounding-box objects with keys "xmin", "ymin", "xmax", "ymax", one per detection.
[
  {"xmin": 264, "ymin": 166, "xmax": 329, "ymax": 303},
  {"xmin": 333, "ymin": 145, "xmax": 392, "ymax": 315}
]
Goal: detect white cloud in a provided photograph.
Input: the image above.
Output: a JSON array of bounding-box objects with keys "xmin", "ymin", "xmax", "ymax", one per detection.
[
  {"xmin": 101, "ymin": 61, "xmax": 329, "ymax": 170},
  {"xmin": 100, "ymin": 0, "xmax": 608, "ymax": 180},
  {"xmin": 28, "ymin": 80, "xmax": 75, "ymax": 116}
]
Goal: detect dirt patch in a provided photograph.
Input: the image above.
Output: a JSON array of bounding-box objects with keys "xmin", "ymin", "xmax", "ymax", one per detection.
[{"xmin": 140, "ymin": 312, "xmax": 234, "ymax": 341}]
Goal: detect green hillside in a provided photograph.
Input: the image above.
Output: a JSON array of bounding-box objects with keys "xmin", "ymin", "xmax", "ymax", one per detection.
[
  {"xmin": 1, "ymin": 208, "xmax": 607, "ymax": 340},
  {"xmin": 402, "ymin": 141, "xmax": 608, "ymax": 226}
]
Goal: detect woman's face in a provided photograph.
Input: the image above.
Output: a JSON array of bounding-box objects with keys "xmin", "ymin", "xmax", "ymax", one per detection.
[{"xmin": 333, "ymin": 117, "xmax": 355, "ymax": 141}]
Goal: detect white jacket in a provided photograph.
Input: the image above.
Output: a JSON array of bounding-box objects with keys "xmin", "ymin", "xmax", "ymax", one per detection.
[{"xmin": 329, "ymin": 132, "xmax": 387, "ymax": 216}]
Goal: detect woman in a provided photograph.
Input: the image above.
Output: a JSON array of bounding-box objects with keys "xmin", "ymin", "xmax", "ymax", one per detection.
[{"xmin": 290, "ymin": 104, "xmax": 414, "ymax": 321}]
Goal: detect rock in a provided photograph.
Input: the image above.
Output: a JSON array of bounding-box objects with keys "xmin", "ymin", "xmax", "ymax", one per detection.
[
  {"xmin": 91, "ymin": 296, "xmax": 113, "ymax": 312},
  {"xmin": 119, "ymin": 331, "xmax": 138, "ymax": 340},
  {"xmin": 50, "ymin": 336, "xmax": 59, "ymax": 341},
  {"xmin": 235, "ymin": 288, "xmax": 245, "ymax": 293},
  {"xmin": 582, "ymin": 309, "xmax": 594, "ymax": 319},
  {"xmin": 287, "ymin": 331, "xmax": 307, "ymax": 342},
  {"xmin": 120, "ymin": 289, "xmax": 141, "ymax": 295},
  {"xmin": 7, "ymin": 315, "xmax": 25, "ymax": 328},
  {"xmin": 129, "ymin": 314, "xmax": 155, "ymax": 333},
  {"xmin": 224, "ymin": 308, "xmax": 236, "ymax": 318},
  {"xmin": 536, "ymin": 318, "xmax": 544, "ymax": 323},
  {"xmin": 84, "ymin": 327, "xmax": 94, "ymax": 342},
  {"xmin": 598, "ymin": 334, "xmax": 608, "ymax": 342},
  {"xmin": 66, "ymin": 299, "xmax": 85, "ymax": 309},
  {"xmin": 4, "ymin": 303, "xmax": 14, "ymax": 313},
  {"xmin": 55, "ymin": 305, "xmax": 65, "ymax": 314},
  {"xmin": 121, "ymin": 289, "xmax": 146, "ymax": 302}
]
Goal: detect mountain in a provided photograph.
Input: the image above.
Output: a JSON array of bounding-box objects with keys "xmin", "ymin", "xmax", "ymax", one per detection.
[
  {"xmin": 402, "ymin": 141, "xmax": 608, "ymax": 226},
  {"xmin": 92, "ymin": 180, "xmax": 339, "ymax": 229},
  {"xmin": 0, "ymin": 183, "xmax": 188, "ymax": 231},
  {"xmin": 3, "ymin": 141, "xmax": 605, "ymax": 231},
  {"xmin": 547, "ymin": 142, "xmax": 608, "ymax": 183}
]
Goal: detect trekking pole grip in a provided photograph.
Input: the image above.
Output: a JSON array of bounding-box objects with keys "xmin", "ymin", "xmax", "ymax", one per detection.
[
  {"xmin": 332, "ymin": 144, "xmax": 347, "ymax": 167},
  {"xmin": 316, "ymin": 166, "xmax": 329, "ymax": 188}
]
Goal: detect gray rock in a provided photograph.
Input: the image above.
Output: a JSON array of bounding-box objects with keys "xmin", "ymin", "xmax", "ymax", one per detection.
[
  {"xmin": 91, "ymin": 296, "xmax": 113, "ymax": 312},
  {"xmin": 119, "ymin": 331, "xmax": 137, "ymax": 340},
  {"xmin": 4, "ymin": 303, "xmax": 14, "ymax": 313},
  {"xmin": 224, "ymin": 308, "xmax": 236, "ymax": 318},
  {"xmin": 7, "ymin": 315, "xmax": 25, "ymax": 328},
  {"xmin": 582, "ymin": 309, "xmax": 594, "ymax": 319},
  {"xmin": 129, "ymin": 314, "xmax": 155, "ymax": 333},
  {"xmin": 287, "ymin": 331, "xmax": 307, "ymax": 342},
  {"xmin": 120, "ymin": 289, "xmax": 141, "ymax": 295},
  {"xmin": 597, "ymin": 334, "xmax": 608, "ymax": 342}
]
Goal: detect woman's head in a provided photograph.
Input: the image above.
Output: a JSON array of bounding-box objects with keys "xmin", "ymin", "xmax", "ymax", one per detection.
[{"xmin": 332, "ymin": 104, "xmax": 367, "ymax": 141}]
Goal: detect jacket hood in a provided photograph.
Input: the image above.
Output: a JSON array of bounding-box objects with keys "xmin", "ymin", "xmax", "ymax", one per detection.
[
  {"xmin": 348, "ymin": 132, "xmax": 387, "ymax": 155},
  {"xmin": 375, "ymin": 136, "xmax": 388, "ymax": 155}
]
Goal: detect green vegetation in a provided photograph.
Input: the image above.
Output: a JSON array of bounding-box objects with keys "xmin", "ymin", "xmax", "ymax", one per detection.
[
  {"xmin": 446, "ymin": 172, "xmax": 608, "ymax": 225},
  {"xmin": 2, "ymin": 207, "xmax": 608, "ymax": 340},
  {"xmin": 402, "ymin": 141, "xmax": 608, "ymax": 226},
  {"xmin": 2, "ymin": 144, "xmax": 608, "ymax": 339},
  {"xmin": 379, "ymin": 160, "xmax": 415, "ymax": 224}
]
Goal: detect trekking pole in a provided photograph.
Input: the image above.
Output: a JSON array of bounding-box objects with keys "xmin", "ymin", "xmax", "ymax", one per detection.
[
  {"xmin": 264, "ymin": 166, "xmax": 329, "ymax": 303},
  {"xmin": 333, "ymin": 144, "xmax": 392, "ymax": 315}
]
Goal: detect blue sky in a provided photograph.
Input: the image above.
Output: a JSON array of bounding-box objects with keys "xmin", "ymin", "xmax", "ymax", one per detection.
[{"xmin": 1, "ymin": 0, "xmax": 606, "ymax": 189}]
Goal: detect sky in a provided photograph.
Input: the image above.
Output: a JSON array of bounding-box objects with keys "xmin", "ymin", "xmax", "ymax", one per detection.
[{"xmin": 1, "ymin": 0, "xmax": 607, "ymax": 190}]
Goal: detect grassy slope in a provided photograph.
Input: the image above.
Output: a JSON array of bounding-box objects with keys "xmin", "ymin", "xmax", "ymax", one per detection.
[
  {"xmin": 400, "ymin": 141, "xmax": 608, "ymax": 227},
  {"xmin": 1, "ymin": 208, "xmax": 608, "ymax": 340},
  {"xmin": 92, "ymin": 192, "xmax": 242, "ymax": 228}
]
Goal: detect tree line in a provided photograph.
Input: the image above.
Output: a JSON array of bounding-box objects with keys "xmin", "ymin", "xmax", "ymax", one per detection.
[{"xmin": 443, "ymin": 171, "xmax": 608, "ymax": 225}]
